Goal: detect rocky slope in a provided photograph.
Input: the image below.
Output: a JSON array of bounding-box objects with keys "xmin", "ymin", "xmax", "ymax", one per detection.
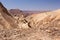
[
  {"xmin": 0, "ymin": 2, "xmax": 60, "ymax": 40},
  {"xmin": 0, "ymin": 2, "xmax": 18, "ymax": 29},
  {"xmin": 26, "ymin": 9, "xmax": 60, "ymax": 40}
]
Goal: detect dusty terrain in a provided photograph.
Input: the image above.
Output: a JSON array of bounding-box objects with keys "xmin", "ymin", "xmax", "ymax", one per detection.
[{"xmin": 0, "ymin": 2, "xmax": 60, "ymax": 40}]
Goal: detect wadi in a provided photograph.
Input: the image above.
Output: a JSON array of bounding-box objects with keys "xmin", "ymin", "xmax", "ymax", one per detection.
[{"xmin": 0, "ymin": 2, "xmax": 60, "ymax": 40}]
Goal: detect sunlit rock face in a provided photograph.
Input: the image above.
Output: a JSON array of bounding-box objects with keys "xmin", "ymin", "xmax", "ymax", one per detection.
[{"xmin": 26, "ymin": 9, "xmax": 60, "ymax": 28}]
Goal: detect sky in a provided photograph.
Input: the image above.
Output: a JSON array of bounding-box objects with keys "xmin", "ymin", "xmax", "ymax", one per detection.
[{"xmin": 0, "ymin": 0, "xmax": 60, "ymax": 11}]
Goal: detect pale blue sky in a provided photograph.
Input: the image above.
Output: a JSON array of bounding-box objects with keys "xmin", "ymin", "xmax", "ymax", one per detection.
[{"xmin": 0, "ymin": 0, "xmax": 60, "ymax": 10}]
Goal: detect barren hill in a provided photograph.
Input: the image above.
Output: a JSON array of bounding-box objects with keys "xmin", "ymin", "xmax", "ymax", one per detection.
[
  {"xmin": 0, "ymin": 2, "xmax": 60, "ymax": 40},
  {"xmin": 25, "ymin": 9, "xmax": 60, "ymax": 40}
]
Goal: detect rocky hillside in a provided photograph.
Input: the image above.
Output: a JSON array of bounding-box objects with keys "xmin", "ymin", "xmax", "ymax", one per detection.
[
  {"xmin": 0, "ymin": 2, "xmax": 18, "ymax": 29},
  {"xmin": 0, "ymin": 2, "xmax": 60, "ymax": 40},
  {"xmin": 25, "ymin": 9, "xmax": 60, "ymax": 40}
]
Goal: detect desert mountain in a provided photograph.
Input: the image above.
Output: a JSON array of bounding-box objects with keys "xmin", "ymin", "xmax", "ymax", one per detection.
[
  {"xmin": 9, "ymin": 9, "xmax": 50, "ymax": 17},
  {"xmin": 9, "ymin": 9, "xmax": 23, "ymax": 17},
  {"xmin": 26, "ymin": 9, "xmax": 60, "ymax": 26},
  {"xmin": 25, "ymin": 9, "xmax": 60, "ymax": 40},
  {"xmin": 0, "ymin": 2, "xmax": 60, "ymax": 40},
  {"xmin": 0, "ymin": 2, "xmax": 18, "ymax": 29}
]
